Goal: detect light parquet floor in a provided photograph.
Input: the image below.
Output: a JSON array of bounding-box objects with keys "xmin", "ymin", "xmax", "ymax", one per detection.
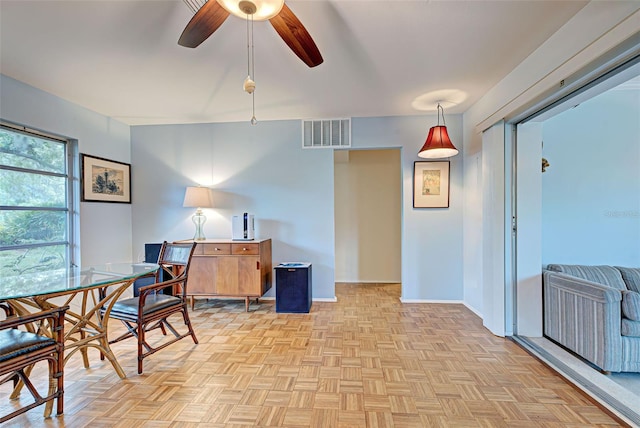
[{"xmin": 1, "ymin": 283, "xmax": 624, "ymax": 427}]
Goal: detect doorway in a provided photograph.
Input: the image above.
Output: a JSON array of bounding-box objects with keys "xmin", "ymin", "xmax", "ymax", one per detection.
[
  {"xmin": 511, "ymin": 67, "xmax": 640, "ymax": 424},
  {"xmin": 333, "ymin": 149, "xmax": 402, "ymax": 283}
]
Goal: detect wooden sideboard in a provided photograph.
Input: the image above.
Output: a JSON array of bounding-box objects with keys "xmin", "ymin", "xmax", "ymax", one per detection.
[{"xmin": 178, "ymin": 239, "xmax": 272, "ymax": 311}]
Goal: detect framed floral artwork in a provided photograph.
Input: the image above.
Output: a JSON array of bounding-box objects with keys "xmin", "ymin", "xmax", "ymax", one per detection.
[{"xmin": 413, "ymin": 161, "xmax": 449, "ymax": 208}]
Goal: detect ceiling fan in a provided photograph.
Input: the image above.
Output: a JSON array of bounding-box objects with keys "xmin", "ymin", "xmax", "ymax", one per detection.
[{"xmin": 178, "ymin": 0, "xmax": 323, "ymax": 68}]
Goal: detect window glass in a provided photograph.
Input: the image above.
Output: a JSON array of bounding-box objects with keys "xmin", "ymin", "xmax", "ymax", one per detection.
[
  {"xmin": 0, "ymin": 131, "xmax": 65, "ymax": 173},
  {"xmin": 0, "ymin": 126, "xmax": 71, "ymax": 277},
  {"xmin": 0, "ymin": 169, "xmax": 66, "ymax": 207}
]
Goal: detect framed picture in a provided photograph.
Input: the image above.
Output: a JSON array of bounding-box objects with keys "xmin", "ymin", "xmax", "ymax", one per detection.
[
  {"xmin": 81, "ymin": 154, "xmax": 131, "ymax": 203},
  {"xmin": 413, "ymin": 161, "xmax": 450, "ymax": 208}
]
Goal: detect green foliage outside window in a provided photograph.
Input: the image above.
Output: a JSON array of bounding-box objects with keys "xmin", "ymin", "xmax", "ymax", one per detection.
[{"xmin": 0, "ymin": 128, "xmax": 70, "ymax": 276}]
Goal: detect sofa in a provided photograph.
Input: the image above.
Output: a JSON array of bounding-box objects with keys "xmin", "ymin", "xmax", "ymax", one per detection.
[{"xmin": 543, "ymin": 264, "xmax": 640, "ymax": 373}]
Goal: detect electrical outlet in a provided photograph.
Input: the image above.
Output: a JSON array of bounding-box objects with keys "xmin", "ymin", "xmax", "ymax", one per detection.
[{"xmin": 560, "ymin": 79, "xmax": 565, "ymax": 87}]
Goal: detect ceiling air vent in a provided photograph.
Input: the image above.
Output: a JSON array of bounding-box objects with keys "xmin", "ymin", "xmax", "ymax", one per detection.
[{"xmin": 302, "ymin": 118, "xmax": 351, "ymax": 148}]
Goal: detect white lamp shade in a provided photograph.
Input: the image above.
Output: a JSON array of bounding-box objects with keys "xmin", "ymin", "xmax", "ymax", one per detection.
[
  {"xmin": 217, "ymin": 0, "xmax": 284, "ymax": 20},
  {"xmin": 183, "ymin": 186, "xmax": 213, "ymax": 208}
]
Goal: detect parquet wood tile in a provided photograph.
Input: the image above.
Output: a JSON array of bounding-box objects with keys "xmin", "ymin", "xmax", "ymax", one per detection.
[{"xmin": 0, "ymin": 283, "xmax": 627, "ymax": 427}]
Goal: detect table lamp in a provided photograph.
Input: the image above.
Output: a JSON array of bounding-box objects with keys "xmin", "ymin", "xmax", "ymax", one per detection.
[{"xmin": 183, "ymin": 186, "xmax": 213, "ymax": 240}]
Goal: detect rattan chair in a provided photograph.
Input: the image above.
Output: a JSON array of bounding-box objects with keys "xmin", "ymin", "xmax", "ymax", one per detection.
[
  {"xmin": 106, "ymin": 241, "xmax": 198, "ymax": 374},
  {"xmin": 0, "ymin": 305, "xmax": 67, "ymax": 423}
]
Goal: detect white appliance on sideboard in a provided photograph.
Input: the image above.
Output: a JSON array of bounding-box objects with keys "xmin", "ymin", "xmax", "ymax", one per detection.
[{"xmin": 232, "ymin": 213, "xmax": 255, "ymax": 241}]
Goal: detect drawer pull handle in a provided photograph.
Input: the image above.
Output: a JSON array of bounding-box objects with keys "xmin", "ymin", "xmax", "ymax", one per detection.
[
  {"xmin": 243, "ymin": 247, "xmax": 247, "ymax": 251},
  {"xmin": 214, "ymin": 248, "xmax": 220, "ymax": 251}
]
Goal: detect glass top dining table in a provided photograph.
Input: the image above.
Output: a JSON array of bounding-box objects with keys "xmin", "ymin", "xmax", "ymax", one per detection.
[
  {"xmin": 0, "ymin": 263, "xmax": 158, "ymax": 300},
  {"xmin": 1, "ymin": 262, "xmax": 158, "ymax": 379}
]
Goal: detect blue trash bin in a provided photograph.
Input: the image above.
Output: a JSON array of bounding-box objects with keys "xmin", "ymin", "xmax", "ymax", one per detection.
[{"xmin": 275, "ymin": 263, "xmax": 312, "ymax": 313}]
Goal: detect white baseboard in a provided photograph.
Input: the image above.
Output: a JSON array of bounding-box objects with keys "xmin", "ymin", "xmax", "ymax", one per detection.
[
  {"xmin": 335, "ymin": 281, "xmax": 400, "ymax": 284},
  {"xmin": 259, "ymin": 296, "xmax": 338, "ymax": 302},
  {"xmin": 399, "ymin": 298, "xmax": 465, "ymax": 304}
]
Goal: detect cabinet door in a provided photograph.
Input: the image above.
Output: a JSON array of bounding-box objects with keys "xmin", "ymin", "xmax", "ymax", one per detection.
[
  {"xmin": 237, "ymin": 256, "xmax": 262, "ymax": 295},
  {"xmin": 216, "ymin": 256, "xmax": 261, "ymax": 296},
  {"xmin": 216, "ymin": 257, "xmax": 239, "ymax": 295},
  {"xmin": 188, "ymin": 256, "xmax": 218, "ymax": 295}
]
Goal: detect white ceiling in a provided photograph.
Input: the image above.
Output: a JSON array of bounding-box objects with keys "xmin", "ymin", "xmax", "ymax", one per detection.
[{"xmin": 0, "ymin": 0, "xmax": 588, "ymax": 126}]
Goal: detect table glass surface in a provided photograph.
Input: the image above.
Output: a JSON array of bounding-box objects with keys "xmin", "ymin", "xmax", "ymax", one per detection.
[{"xmin": 0, "ymin": 263, "xmax": 159, "ymax": 300}]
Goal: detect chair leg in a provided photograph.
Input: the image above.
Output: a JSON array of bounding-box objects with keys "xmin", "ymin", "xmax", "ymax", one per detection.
[
  {"xmin": 137, "ymin": 323, "xmax": 145, "ymax": 374},
  {"xmin": 43, "ymin": 359, "xmax": 56, "ymax": 418},
  {"xmin": 56, "ymin": 351, "xmax": 64, "ymax": 416},
  {"xmin": 182, "ymin": 308, "xmax": 198, "ymax": 345}
]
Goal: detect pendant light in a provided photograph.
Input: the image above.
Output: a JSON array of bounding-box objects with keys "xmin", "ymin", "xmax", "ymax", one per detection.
[{"xmin": 418, "ymin": 103, "xmax": 458, "ymax": 158}]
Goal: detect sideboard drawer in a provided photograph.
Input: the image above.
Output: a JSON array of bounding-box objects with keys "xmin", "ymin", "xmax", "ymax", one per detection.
[
  {"xmin": 201, "ymin": 243, "xmax": 231, "ymax": 255},
  {"xmin": 231, "ymin": 243, "xmax": 259, "ymax": 255}
]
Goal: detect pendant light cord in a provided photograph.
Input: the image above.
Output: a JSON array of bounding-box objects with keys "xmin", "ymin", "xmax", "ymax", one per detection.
[
  {"xmin": 437, "ymin": 103, "xmax": 447, "ymax": 127},
  {"xmin": 251, "ymin": 14, "xmax": 255, "ymax": 82}
]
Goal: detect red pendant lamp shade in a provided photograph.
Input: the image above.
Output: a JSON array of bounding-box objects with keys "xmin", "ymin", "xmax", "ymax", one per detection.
[{"xmin": 418, "ymin": 104, "xmax": 458, "ymax": 159}]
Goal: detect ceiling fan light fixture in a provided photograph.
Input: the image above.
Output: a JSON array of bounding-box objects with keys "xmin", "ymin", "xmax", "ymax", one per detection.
[{"xmin": 217, "ymin": 0, "xmax": 284, "ymax": 20}]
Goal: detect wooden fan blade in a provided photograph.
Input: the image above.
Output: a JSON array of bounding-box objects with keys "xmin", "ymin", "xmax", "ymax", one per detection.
[
  {"xmin": 269, "ymin": 3, "xmax": 323, "ymax": 68},
  {"xmin": 178, "ymin": 1, "xmax": 230, "ymax": 48}
]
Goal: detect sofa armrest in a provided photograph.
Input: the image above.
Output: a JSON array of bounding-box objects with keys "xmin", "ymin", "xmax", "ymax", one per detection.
[{"xmin": 543, "ymin": 271, "xmax": 622, "ymax": 372}]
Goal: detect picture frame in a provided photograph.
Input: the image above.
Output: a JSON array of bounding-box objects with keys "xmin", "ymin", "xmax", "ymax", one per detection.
[
  {"xmin": 81, "ymin": 154, "xmax": 131, "ymax": 203},
  {"xmin": 413, "ymin": 161, "xmax": 450, "ymax": 208}
]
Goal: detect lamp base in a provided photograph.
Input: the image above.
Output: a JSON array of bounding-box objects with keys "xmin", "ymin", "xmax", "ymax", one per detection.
[{"xmin": 192, "ymin": 210, "xmax": 207, "ymax": 241}]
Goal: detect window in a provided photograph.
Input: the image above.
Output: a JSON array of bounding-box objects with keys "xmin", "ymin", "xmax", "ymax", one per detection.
[{"xmin": 0, "ymin": 124, "xmax": 75, "ymax": 276}]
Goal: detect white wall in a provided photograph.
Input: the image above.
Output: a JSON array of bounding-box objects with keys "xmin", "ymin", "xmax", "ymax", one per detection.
[
  {"xmin": 130, "ymin": 120, "xmax": 336, "ymax": 299},
  {"xmin": 334, "ymin": 149, "xmax": 401, "ymax": 283},
  {"xmin": 542, "ymin": 88, "xmax": 640, "ymax": 266},
  {"xmin": 462, "ymin": 3, "xmax": 640, "ymax": 324},
  {"xmin": 131, "ymin": 114, "xmax": 465, "ymax": 302},
  {"xmin": 0, "ymin": 74, "xmax": 133, "ymax": 266}
]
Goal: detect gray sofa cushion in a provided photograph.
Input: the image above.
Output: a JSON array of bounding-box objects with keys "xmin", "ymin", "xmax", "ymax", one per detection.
[
  {"xmin": 622, "ymin": 291, "xmax": 640, "ymax": 321},
  {"xmin": 616, "ymin": 266, "xmax": 640, "ymax": 293},
  {"xmin": 546, "ymin": 264, "xmax": 627, "ymax": 290},
  {"xmin": 621, "ymin": 318, "xmax": 640, "ymax": 337}
]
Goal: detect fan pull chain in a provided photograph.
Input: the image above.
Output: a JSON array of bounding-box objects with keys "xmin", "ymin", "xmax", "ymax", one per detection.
[{"xmin": 246, "ymin": 14, "xmax": 251, "ymax": 79}]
